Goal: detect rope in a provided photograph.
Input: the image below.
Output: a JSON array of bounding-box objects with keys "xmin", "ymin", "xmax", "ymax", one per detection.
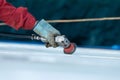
[
  {"xmin": 47, "ymin": 17, "xmax": 120, "ymax": 23},
  {"xmin": 1, "ymin": 17, "xmax": 120, "ymax": 26}
]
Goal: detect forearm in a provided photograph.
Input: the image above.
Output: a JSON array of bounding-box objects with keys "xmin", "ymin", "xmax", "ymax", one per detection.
[{"xmin": 0, "ymin": 0, "xmax": 36, "ymax": 30}]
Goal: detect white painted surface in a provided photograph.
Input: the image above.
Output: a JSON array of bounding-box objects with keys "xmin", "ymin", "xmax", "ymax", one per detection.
[{"xmin": 0, "ymin": 42, "xmax": 120, "ymax": 80}]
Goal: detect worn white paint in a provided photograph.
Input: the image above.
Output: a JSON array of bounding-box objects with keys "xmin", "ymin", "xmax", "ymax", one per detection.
[{"xmin": 0, "ymin": 42, "xmax": 120, "ymax": 80}]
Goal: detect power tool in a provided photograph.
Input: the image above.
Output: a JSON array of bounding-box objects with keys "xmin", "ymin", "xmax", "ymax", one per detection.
[
  {"xmin": 0, "ymin": 33, "xmax": 76, "ymax": 54},
  {"xmin": 32, "ymin": 34, "xmax": 76, "ymax": 54}
]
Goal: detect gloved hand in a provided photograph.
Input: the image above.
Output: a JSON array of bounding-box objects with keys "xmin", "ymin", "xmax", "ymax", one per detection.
[{"xmin": 33, "ymin": 19, "xmax": 61, "ymax": 48}]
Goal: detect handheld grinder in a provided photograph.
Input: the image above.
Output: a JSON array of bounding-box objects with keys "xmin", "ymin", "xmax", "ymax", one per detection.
[
  {"xmin": 32, "ymin": 34, "xmax": 76, "ymax": 54},
  {"xmin": 0, "ymin": 32, "xmax": 76, "ymax": 54}
]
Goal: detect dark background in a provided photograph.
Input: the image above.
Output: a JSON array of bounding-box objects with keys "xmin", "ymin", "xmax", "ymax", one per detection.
[{"xmin": 1, "ymin": 0, "xmax": 120, "ymax": 46}]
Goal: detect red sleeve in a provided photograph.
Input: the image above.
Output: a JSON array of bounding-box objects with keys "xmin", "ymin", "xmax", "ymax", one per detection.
[{"xmin": 0, "ymin": 0, "xmax": 36, "ymax": 30}]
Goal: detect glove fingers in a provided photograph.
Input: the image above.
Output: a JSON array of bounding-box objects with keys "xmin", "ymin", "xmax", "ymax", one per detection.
[
  {"xmin": 45, "ymin": 43, "xmax": 59, "ymax": 48},
  {"xmin": 45, "ymin": 43, "xmax": 52, "ymax": 48},
  {"xmin": 48, "ymin": 35, "xmax": 59, "ymax": 48},
  {"xmin": 49, "ymin": 38, "xmax": 57, "ymax": 48}
]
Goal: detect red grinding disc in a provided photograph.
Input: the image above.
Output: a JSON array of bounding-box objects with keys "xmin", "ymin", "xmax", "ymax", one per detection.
[{"xmin": 64, "ymin": 43, "xmax": 76, "ymax": 54}]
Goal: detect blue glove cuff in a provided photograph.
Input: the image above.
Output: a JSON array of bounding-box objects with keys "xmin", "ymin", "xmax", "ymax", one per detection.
[
  {"xmin": 33, "ymin": 19, "xmax": 48, "ymax": 38},
  {"xmin": 33, "ymin": 19, "xmax": 60, "ymax": 38}
]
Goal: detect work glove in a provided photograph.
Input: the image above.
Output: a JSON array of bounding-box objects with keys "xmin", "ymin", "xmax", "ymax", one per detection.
[{"xmin": 33, "ymin": 19, "xmax": 61, "ymax": 48}]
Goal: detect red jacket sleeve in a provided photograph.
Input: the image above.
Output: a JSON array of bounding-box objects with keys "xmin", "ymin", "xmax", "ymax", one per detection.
[{"xmin": 0, "ymin": 0, "xmax": 36, "ymax": 30}]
